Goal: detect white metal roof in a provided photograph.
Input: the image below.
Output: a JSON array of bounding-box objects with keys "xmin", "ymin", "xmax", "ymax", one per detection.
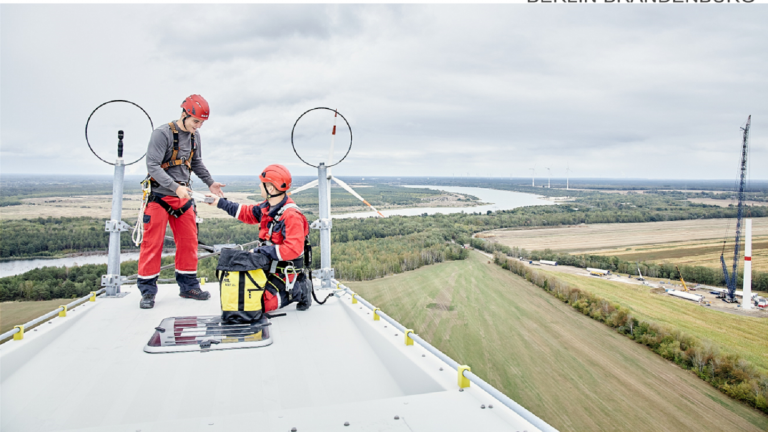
[{"xmin": 1, "ymin": 283, "xmax": 544, "ymax": 432}]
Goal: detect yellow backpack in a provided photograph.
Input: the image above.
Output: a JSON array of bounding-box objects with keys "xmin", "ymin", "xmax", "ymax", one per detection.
[{"xmin": 217, "ymin": 269, "xmax": 268, "ymax": 324}]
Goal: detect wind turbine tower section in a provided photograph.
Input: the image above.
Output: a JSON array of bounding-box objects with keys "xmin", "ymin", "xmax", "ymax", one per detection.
[{"xmin": 743, "ymin": 219, "xmax": 753, "ymax": 310}]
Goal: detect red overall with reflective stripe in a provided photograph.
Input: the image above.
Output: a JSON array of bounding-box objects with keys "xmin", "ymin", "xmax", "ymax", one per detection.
[{"xmin": 138, "ymin": 196, "xmax": 198, "ymax": 278}]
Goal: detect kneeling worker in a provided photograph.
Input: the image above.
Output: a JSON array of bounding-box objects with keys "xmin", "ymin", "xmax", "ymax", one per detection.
[{"xmin": 207, "ymin": 164, "xmax": 312, "ymax": 311}]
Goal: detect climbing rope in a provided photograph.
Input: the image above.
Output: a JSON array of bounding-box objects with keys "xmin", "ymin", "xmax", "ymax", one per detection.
[{"xmin": 132, "ymin": 178, "xmax": 152, "ymax": 246}]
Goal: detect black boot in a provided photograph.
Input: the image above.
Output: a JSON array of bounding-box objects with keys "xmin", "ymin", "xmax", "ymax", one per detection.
[
  {"xmin": 140, "ymin": 293, "xmax": 156, "ymax": 309},
  {"xmin": 180, "ymin": 288, "xmax": 210, "ymax": 300}
]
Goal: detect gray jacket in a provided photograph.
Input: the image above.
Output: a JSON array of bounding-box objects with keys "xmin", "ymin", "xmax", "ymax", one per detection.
[{"xmin": 146, "ymin": 121, "xmax": 215, "ymax": 197}]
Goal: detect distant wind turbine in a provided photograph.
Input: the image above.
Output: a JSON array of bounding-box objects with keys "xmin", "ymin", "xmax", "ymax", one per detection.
[
  {"xmin": 546, "ymin": 167, "xmax": 551, "ymax": 189},
  {"xmin": 529, "ymin": 167, "xmax": 535, "ymax": 187}
]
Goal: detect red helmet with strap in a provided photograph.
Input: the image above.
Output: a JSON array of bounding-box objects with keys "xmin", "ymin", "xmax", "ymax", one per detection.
[
  {"xmin": 180, "ymin": 94, "xmax": 210, "ymax": 120},
  {"xmin": 260, "ymin": 164, "xmax": 292, "ymax": 192}
]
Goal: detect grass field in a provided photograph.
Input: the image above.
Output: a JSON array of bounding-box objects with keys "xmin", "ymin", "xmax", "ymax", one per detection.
[
  {"xmin": 0, "ymin": 298, "xmax": 85, "ymax": 334},
  {"xmin": 481, "ymin": 218, "xmax": 768, "ymax": 272},
  {"xmin": 536, "ymin": 269, "xmax": 768, "ymax": 373},
  {"xmin": 347, "ymin": 252, "xmax": 768, "ymax": 432}
]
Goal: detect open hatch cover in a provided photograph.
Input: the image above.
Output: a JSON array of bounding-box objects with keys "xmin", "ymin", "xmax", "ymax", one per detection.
[{"xmin": 144, "ymin": 315, "xmax": 272, "ymax": 353}]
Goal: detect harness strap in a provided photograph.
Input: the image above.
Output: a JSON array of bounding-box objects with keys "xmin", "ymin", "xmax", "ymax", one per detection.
[
  {"xmin": 149, "ymin": 194, "xmax": 194, "ymax": 218},
  {"xmin": 266, "ymin": 203, "xmax": 302, "ymax": 241},
  {"xmin": 160, "ymin": 122, "xmax": 196, "ymax": 170}
]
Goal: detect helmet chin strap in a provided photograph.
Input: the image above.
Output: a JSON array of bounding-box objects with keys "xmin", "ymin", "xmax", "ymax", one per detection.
[
  {"xmin": 262, "ymin": 182, "xmax": 285, "ymax": 200},
  {"xmin": 181, "ymin": 110, "xmax": 192, "ymax": 130}
]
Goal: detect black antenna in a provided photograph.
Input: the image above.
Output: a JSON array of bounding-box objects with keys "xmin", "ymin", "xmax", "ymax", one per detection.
[{"xmin": 117, "ymin": 130, "xmax": 124, "ymax": 158}]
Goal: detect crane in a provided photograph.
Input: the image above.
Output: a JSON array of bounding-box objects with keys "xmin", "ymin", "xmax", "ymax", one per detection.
[
  {"xmin": 720, "ymin": 115, "xmax": 751, "ymax": 303},
  {"xmin": 636, "ymin": 262, "xmax": 645, "ymax": 282},
  {"xmin": 675, "ymin": 265, "xmax": 690, "ymax": 292}
]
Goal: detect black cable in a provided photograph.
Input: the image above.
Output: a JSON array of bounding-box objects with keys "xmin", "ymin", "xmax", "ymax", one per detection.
[
  {"xmin": 291, "ymin": 107, "xmax": 352, "ymax": 168},
  {"xmin": 85, "ymin": 100, "xmax": 153, "ymax": 166},
  {"xmin": 305, "ymin": 273, "xmax": 333, "ymax": 304}
]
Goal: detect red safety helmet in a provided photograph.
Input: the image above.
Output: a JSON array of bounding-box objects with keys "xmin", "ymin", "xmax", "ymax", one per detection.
[
  {"xmin": 180, "ymin": 94, "xmax": 210, "ymax": 120},
  {"xmin": 260, "ymin": 164, "xmax": 292, "ymax": 192}
]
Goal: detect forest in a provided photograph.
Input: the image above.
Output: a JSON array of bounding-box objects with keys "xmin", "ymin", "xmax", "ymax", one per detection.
[
  {"xmin": 2, "ymin": 177, "xmax": 767, "ymax": 302},
  {"xmin": 4, "ymin": 189, "xmax": 763, "ymax": 260}
]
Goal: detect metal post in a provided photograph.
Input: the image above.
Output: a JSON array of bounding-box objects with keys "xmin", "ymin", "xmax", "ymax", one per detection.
[
  {"xmin": 743, "ymin": 219, "xmax": 753, "ymax": 310},
  {"xmin": 102, "ymin": 131, "xmax": 130, "ymax": 297},
  {"xmin": 317, "ymin": 163, "xmax": 334, "ymax": 288}
]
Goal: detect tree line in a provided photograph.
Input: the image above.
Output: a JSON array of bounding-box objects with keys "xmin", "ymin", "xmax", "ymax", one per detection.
[
  {"xmin": 470, "ymin": 238, "xmax": 768, "ymax": 293},
  {"xmin": 3, "ymin": 191, "xmax": 766, "ymax": 302}
]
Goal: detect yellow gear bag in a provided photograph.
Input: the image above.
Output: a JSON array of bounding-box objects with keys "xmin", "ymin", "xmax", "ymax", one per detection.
[{"xmin": 217, "ymin": 269, "xmax": 268, "ymax": 324}]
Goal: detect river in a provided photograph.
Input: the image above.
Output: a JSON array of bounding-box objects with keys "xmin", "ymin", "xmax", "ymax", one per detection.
[
  {"xmin": 2, "ymin": 186, "xmax": 551, "ymax": 277},
  {"xmin": 335, "ymin": 185, "xmax": 553, "ymax": 218},
  {"xmin": 0, "ymin": 252, "xmax": 171, "ymax": 278}
]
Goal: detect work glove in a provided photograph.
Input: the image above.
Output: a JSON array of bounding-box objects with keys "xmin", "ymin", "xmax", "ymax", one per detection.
[{"xmin": 250, "ymin": 245, "xmax": 279, "ymax": 261}]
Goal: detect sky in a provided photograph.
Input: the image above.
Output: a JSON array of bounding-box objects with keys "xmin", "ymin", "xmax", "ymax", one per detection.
[{"xmin": 1, "ymin": 4, "xmax": 767, "ymax": 181}]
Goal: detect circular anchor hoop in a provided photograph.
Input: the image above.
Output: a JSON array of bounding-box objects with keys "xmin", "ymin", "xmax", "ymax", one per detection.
[
  {"xmin": 85, "ymin": 99, "xmax": 153, "ymax": 166},
  {"xmin": 290, "ymin": 107, "xmax": 352, "ymax": 168}
]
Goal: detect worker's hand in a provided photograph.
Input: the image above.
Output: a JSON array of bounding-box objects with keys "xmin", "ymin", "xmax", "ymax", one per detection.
[
  {"xmin": 209, "ymin": 182, "xmax": 226, "ymax": 197},
  {"xmin": 205, "ymin": 194, "xmax": 220, "ymax": 206},
  {"xmin": 176, "ymin": 185, "xmax": 192, "ymax": 200}
]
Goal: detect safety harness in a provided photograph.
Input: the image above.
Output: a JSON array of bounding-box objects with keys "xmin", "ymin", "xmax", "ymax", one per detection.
[
  {"xmin": 262, "ymin": 203, "xmax": 330, "ymax": 305},
  {"xmin": 161, "ymin": 122, "xmax": 196, "ymax": 171},
  {"xmin": 133, "ymin": 122, "xmax": 200, "ymax": 246},
  {"xmin": 147, "ymin": 122, "xmax": 198, "ymax": 217}
]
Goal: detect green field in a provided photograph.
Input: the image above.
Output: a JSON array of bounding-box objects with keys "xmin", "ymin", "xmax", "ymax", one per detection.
[
  {"xmin": 536, "ymin": 269, "xmax": 768, "ymax": 373},
  {"xmin": 0, "ymin": 298, "xmax": 81, "ymax": 335},
  {"xmin": 347, "ymin": 252, "xmax": 768, "ymax": 432}
]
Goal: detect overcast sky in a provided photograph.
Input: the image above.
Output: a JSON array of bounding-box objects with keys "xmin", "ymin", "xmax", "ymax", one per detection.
[{"xmin": 2, "ymin": 4, "xmax": 766, "ymax": 181}]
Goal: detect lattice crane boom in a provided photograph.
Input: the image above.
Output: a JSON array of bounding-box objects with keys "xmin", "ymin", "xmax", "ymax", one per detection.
[{"xmin": 721, "ymin": 115, "xmax": 751, "ymax": 302}]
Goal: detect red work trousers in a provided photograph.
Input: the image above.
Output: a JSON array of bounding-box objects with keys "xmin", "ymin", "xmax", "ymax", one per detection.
[{"xmin": 138, "ymin": 196, "xmax": 198, "ymax": 279}]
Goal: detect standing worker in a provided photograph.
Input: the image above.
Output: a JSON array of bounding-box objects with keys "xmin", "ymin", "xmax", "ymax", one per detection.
[
  {"xmin": 207, "ymin": 164, "xmax": 312, "ymax": 311},
  {"xmin": 137, "ymin": 94, "xmax": 226, "ymax": 309}
]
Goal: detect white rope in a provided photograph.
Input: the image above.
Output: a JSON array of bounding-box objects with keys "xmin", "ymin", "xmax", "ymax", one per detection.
[{"xmin": 132, "ymin": 180, "xmax": 151, "ymax": 246}]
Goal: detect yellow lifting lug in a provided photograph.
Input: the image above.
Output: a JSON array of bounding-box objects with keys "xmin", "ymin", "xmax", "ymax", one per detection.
[
  {"xmin": 13, "ymin": 325, "xmax": 24, "ymax": 341},
  {"xmin": 58, "ymin": 305, "xmax": 67, "ymax": 318},
  {"xmin": 373, "ymin": 308, "xmax": 381, "ymax": 321},
  {"xmin": 200, "ymin": 277, "xmax": 206, "ymax": 285},
  {"xmin": 404, "ymin": 329, "xmax": 414, "ymax": 346},
  {"xmin": 352, "ymin": 293, "xmax": 358, "ymax": 304},
  {"xmin": 458, "ymin": 365, "xmax": 471, "ymax": 389},
  {"xmin": 89, "ymin": 291, "xmax": 97, "ymax": 302}
]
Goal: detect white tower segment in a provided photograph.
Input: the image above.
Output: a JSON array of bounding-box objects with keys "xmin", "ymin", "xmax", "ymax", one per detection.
[{"xmin": 743, "ymin": 218, "xmax": 753, "ymax": 310}]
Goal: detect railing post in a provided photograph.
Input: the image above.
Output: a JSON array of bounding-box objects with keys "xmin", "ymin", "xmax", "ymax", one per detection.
[
  {"xmin": 458, "ymin": 365, "xmax": 471, "ymax": 388},
  {"xmin": 404, "ymin": 329, "xmax": 414, "ymax": 346}
]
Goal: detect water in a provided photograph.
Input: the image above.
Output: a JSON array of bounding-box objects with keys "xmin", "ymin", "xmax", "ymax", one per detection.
[
  {"xmin": 0, "ymin": 252, "xmax": 170, "ymax": 278},
  {"xmin": 2, "ymin": 186, "xmax": 552, "ymax": 277},
  {"xmin": 334, "ymin": 185, "xmax": 553, "ymax": 218}
]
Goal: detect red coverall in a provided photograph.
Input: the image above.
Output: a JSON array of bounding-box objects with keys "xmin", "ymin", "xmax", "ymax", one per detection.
[
  {"xmin": 138, "ymin": 196, "xmax": 198, "ymax": 281},
  {"xmin": 216, "ymin": 195, "xmax": 310, "ymax": 310}
]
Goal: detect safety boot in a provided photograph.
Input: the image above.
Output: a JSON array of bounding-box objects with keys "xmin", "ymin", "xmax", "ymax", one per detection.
[
  {"xmin": 140, "ymin": 293, "xmax": 156, "ymax": 309},
  {"xmin": 179, "ymin": 288, "xmax": 210, "ymax": 300}
]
